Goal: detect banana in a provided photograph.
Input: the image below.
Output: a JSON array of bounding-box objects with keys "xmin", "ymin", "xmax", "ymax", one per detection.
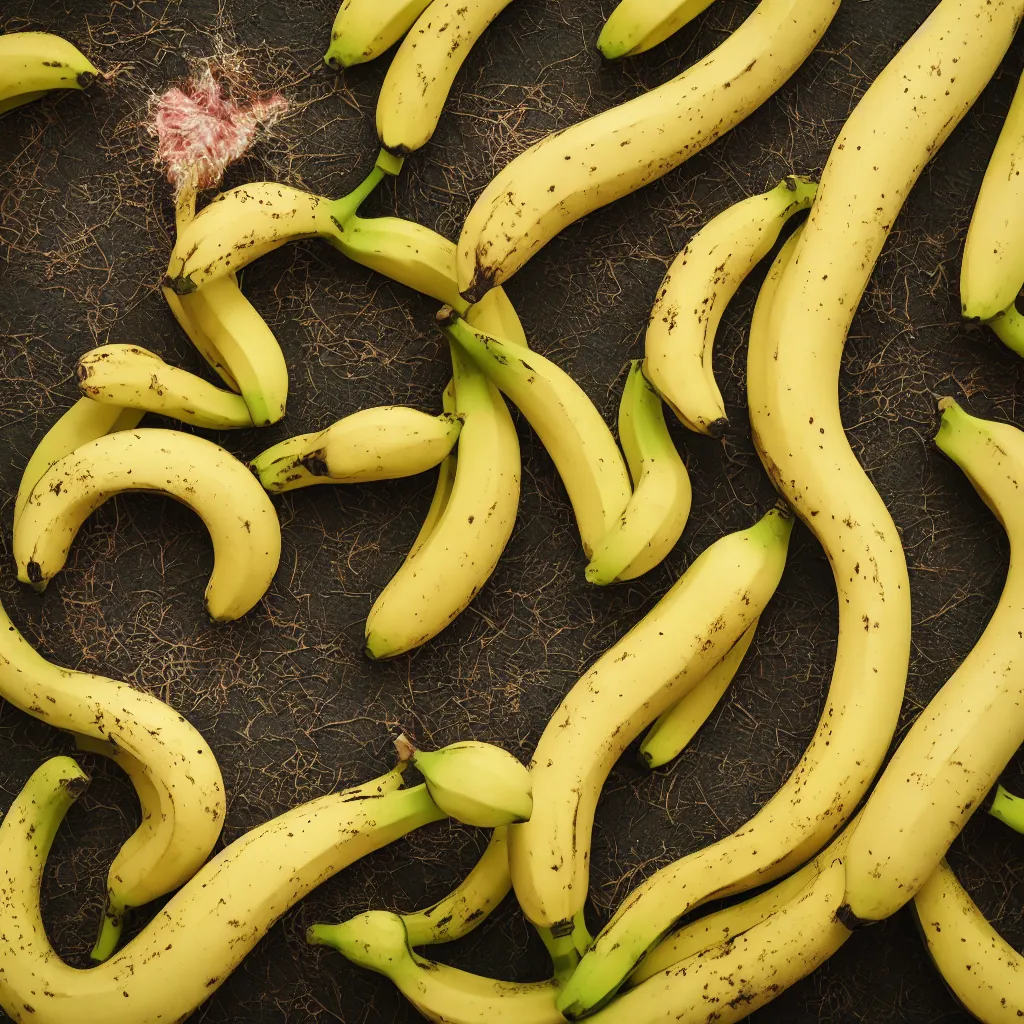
[
  {"xmin": 0, "ymin": 603, "xmax": 225, "ymax": 961},
  {"xmin": 644, "ymin": 175, "xmax": 817, "ymax": 436},
  {"xmin": 14, "ymin": 427, "xmax": 281, "ymax": 621},
  {"xmin": 75, "ymin": 343, "xmax": 254, "ymax": 429},
  {"xmin": 914, "ymin": 859, "xmax": 1024, "ymax": 1022},
  {"xmin": 961, "ymin": 66, "xmax": 1024, "ymax": 322},
  {"xmin": 376, "ymin": 0, "xmax": 518, "ymax": 156},
  {"xmin": 325, "ymin": 0, "xmax": 434, "ymax": 68},
  {"xmin": 455, "ymin": 0, "xmax": 840, "ymax": 301},
  {"xmin": 597, "ymin": 0, "xmax": 718, "ymax": 59},
  {"xmin": 638, "ymin": 615, "xmax": 758, "ymax": 769},
  {"xmin": 309, "ymin": 910, "xmax": 566, "ymax": 1024},
  {"xmin": 14, "ymin": 399, "xmax": 144, "ymax": 528},
  {"xmin": 561, "ymin": 4, "xmax": 1024, "ymax": 1012},
  {"xmin": 401, "ymin": 826, "xmax": 511, "ymax": 945},
  {"xmin": 0, "ymin": 32, "xmax": 98, "ymax": 116},
  {"xmin": 840, "ymin": 400, "xmax": 1024, "ymax": 925},
  {"xmin": 509, "ymin": 509, "xmax": 792, "ymax": 978},
  {"xmin": 989, "ymin": 783, "xmax": 1024, "ymax": 832},
  {"xmin": 408, "ymin": 380, "xmax": 459, "ymax": 558},
  {"xmin": 439, "ymin": 307, "xmax": 631, "ymax": 558},
  {"xmin": 990, "ymin": 298, "xmax": 1024, "ymax": 358},
  {"xmin": 251, "ymin": 406, "xmax": 462, "ymax": 492},
  {"xmin": 585, "ymin": 361, "xmax": 691, "ymax": 584}
]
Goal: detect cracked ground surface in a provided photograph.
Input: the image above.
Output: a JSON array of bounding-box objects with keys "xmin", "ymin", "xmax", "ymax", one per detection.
[{"xmin": 1, "ymin": 1, "xmax": 1022, "ymax": 1021}]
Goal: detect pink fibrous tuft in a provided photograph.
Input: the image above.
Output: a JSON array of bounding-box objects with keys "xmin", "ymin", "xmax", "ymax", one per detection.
[{"xmin": 150, "ymin": 66, "xmax": 287, "ymax": 195}]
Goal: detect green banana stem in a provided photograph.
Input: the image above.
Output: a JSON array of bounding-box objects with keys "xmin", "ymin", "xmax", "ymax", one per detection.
[
  {"xmin": 328, "ymin": 162, "xmax": 388, "ymax": 230},
  {"xmin": 375, "ymin": 147, "xmax": 405, "ymax": 178},
  {"xmin": 989, "ymin": 784, "xmax": 1024, "ymax": 833},
  {"xmin": 537, "ymin": 923, "xmax": 582, "ymax": 984}
]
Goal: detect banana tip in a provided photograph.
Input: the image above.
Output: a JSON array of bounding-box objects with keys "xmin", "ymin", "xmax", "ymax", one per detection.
[
  {"xmin": 835, "ymin": 903, "xmax": 874, "ymax": 930},
  {"xmin": 706, "ymin": 417, "xmax": 731, "ymax": 439},
  {"xmin": 77, "ymin": 70, "xmax": 97, "ymax": 89}
]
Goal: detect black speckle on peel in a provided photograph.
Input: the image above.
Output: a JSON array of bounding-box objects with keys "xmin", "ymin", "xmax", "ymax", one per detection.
[{"xmin": 26, "ymin": 561, "xmax": 43, "ymax": 584}]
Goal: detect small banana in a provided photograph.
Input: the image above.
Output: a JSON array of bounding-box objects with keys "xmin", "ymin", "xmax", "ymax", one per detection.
[
  {"xmin": 0, "ymin": 32, "xmax": 98, "ymax": 117},
  {"xmin": 439, "ymin": 306, "xmax": 631, "ymax": 558},
  {"xmin": 376, "ymin": 0, "xmax": 518, "ymax": 156},
  {"xmin": 15, "ymin": 427, "xmax": 281, "ymax": 621},
  {"xmin": 456, "ymin": 0, "xmax": 840, "ymax": 300},
  {"xmin": 914, "ymin": 859, "xmax": 1024, "ymax": 1022},
  {"xmin": 989, "ymin": 783, "xmax": 1024, "ymax": 833},
  {"xmin": 638, "ymin": 615, "xmax": 758, "ymax": 769},
  {"xmin": 325, "ymin": 0, "xmax": 434, "ymax": 68},
  {"xmin": 251, "ymin": 406, "xmax": 462, "ymax": 493},
  {"xmin": 644, "ymin": 175, "xmax": 817, "ymax": 435},
  {"xmin": 585, "ymin": 361, "xmax": 691, "ymax": 584},
  {"xmin": 14, "ymin": 399, "xmax": 143, "ymax": 528},
  {"xmin": 597, "ymin": 0, "xmax": 718, "ymax": 60},
  {"xmin": 961, "ymin": 66, "xmax": 1024, "ymax": 322},
  {"xmin": 75, "ymin": 344, "xmax": 254, "ymax": 429}
]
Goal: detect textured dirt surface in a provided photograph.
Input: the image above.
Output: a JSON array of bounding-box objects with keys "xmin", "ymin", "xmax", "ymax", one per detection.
[{"xmin": 1, "ymin": 0, "xmax": 1023, "ymax": 1021}]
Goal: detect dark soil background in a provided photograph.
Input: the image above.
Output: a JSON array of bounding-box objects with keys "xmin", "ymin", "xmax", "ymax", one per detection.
[{"xmin": 1, "ymin": 0, "xmax": 1023, "ymax": 1021}]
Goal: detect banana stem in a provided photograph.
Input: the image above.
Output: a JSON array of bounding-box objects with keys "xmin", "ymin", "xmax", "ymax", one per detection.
[
  {"xmin": 374, "ymin": 147, "xmax": 405, "ymax": 178},
  {"xmin": 328, "ymin": 163, "xmax": 387, "ymax": 230},
  {"xmin": 538, "ymin": 925, "xmax": 581, "ymax": 984}
]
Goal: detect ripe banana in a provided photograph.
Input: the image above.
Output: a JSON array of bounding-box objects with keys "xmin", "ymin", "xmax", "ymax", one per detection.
[
  {"xmin": 989, "ymin": 784, "xmax": 1024, "ymax": 832},
  {"xmin": 644, "ymin": 175, "xmax": 817, "ymax": 436},
  {"xmin": 509, "ymin": 509, "xmax": 792, "ymax": 977},
  {"xmin": 310, "ymin": 910, "xmax": 566, "ymax": 1024},
  {"xmin": 585, "ymin": 360, "xmax": 691, "ymax": 584},
  {"xmin": 961, "ymin": 66, "xmax": 1024, "ymax": 322},
  {"xmin": 990, "ymin": 298, "xmax": 1024, "ymax": 358},
  {"xmin": 0, "ymin": 602, "xmax": 224, "ymax": 961},
  {"xmin": 14, "ymin": 399, "xmax": 143, "ymax": 528},
  {"xmin": 638, "ymin": 615, "xmax": 758, "ymax": 769},
  {"xmin": 376, "ymin": 0, "xmax": 518, "ymax": 156},
  {"xmin": 597, "ymin": 0, "xmax": 718, "ymax": 60},
  {"xmin": 76, "ymin": 344, "xmax": 254, "ymax": 429},
  {"xmin": 455, "ymin": 0, "xmax": 840, "ymax": 300},
  {"xmin": 14, "ymin": 427, "xmax": 281, "ymax": 621},
  {"xmin": 914, "ymin": 859, "xmax": 1024, "ymax": 1022},
  {"xmin": 324, "ymin": 0, "xmax": 434, "ymax": 68},
  {"xmin": 251, "ymin": 406, "xmax": 462, "ymax": 492},
  {"xmin": 0, "ymin": 32, "xmax": 98, "ymax": 116},
  {"xmin": 439, "ymin": 306, "xmax": 631, "ymax": 558},
  {"xmin": 841, "ymin": 400, "xmax": 1024, "ymax": 925}
]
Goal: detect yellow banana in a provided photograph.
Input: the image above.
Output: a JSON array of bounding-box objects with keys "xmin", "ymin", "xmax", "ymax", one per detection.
[
  {"xmin": 989, "ymin": 783, "xmax": 1024, "ymax": 832},
  {"xmin": 0, "ymin": 31, "xmax": 98, "ymax": 116},
  {"xmin": 325, "ymin": 0, "xmax": 434, "ymax": 68},
  {"xmin": 597, "ymin": 0, "xmax": 719, "ymax": 60},
  {"xmin": 407, "ymin": 380, "xmax": 459, "ymax": 559}
]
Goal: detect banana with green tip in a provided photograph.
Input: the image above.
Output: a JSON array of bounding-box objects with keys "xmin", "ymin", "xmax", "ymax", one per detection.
[
  {"xmin": 324, "ymin": 0, "xmax": 434, "ymax": 68},
  {"xmin": 0, "ymin": 32, "xmax": 98, "ymax": 116},
  {"xmin": 989, "ymin": 783, "xmax": 1024, "ymax": 833},
  {"xmin": 585, "ymin": 361, "xmax": 690, "ymax": 584},
  {"xmin": 455, "ymin": 0, "xmax": 840, "ymax": 301},
  {"xmin": 597, "ymin": 0, "xmax": 718, "ymax": 60},
  {"xmin": 644, "ymin": 175, "xmax": 817, "ymax": 436},
  {"xmin": 15, "ymin": 427, "xmax": 281, "ymax": 621}
]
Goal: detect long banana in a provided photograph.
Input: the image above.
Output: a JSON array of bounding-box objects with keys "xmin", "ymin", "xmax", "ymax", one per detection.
[
  {"xmin": 14, "ymin": 427, "xmax": 281, "ymax": 621},
  {"xmin": 961, "ymin": 66, "xmax": 1024, "ymax": 322},
  {"xmin": 439, "ymin": 307, "xmax": 631, "ymax": 558},
  {"xmin": 644, "ymin": 175, "xmax": 817, "ymax": 436},
  {"xmin": 585, "ymin": 361, "xmax": 691, "ymax": 584},
  {"xmin": 509, "ymin": 509, "xmax": 792, "ymax": 977},
  {"xmin": 376, "ymin": 0, "xmax": 518, "ymax": 156},
  {"xmin": 560, "ymin": 3, "xmax": 1023, "ymax": 1012},
  {"xmin": 840, "ymin": 401, "xmax": 1024, "ymax": 925},
  {"xmin": 914, "ymin": 859, "xmax": 1024, "ymax": 1022},
  {"xmin": 0, "ymin": 32, "xmax": 98, "ymax": 116},
  {"xmin": 325, "ymin": 0, "xmax": 434, "ymax": 68},
  {"xmin": 455, "ymin": 0, "xmax": 840, "ymax": 300}
]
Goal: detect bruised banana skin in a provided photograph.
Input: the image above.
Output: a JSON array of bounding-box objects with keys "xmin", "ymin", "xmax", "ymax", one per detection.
[
  {"xmin": 456, "ymin": 0, "xmax": 840, "ymax": 300},
  {"xmin": 14, "ymin": 428, "xmax": 281, "ymax": 622},
  {"xmin": 0, "ymin": 32, "xmax": 98, "ymax": 116},
  {"xmin": 597, "ymin": 0, "xmax": 719, "ymax": 59},
  {"xmin": 324, "ymin": 0, "xmax": 434, "ymax": 68}
]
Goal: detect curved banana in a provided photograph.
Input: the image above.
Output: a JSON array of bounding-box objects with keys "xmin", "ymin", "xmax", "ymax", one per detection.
[
  {"xmin": 455, "ymin": 0, "xmax": 840, "ymax": 301},
  {"xmin": 644, "ymin": 175, "xmax": 817, "ymax": 435},
  {"xmin": 560, "ymin": 3, "xmax": 1022, "ymax": 1013},
  {"xmin": 0, "ymin": 603, "xmax": 225, "ymax": 961},
  {"xmin": 914, "ymin": 859, "xmax": 1024, "ymax": 1022},
  {"xmin": 325, "ymin": 0, "xmax": 434, "ymax": 68},
  {"xmin": 439, "ymin": 307, "xmax": 630, "ymax": 558},
  {"xmin": 989, "ymin": 783, "xmax": 1024, "ymax": 833},
  {"xmin": 14, "ymin": 399, "xmax": 144, "ymax": 528},
  {"xmin": 0, "ymin": 32, "xmax": 98, "ymax": 116},
  {"xmin": 840, "ymin": 401, "xmax": 1024, "ymax": 925},
  {"xmin": 597, "ymin": 0, "xmax": 719, "ymax": 60},
  {"xmin": 376, "ymin": 0, "xmax": 518, "ymax": 156},
  {"xmin": 961, "ymin": 67, "xmax": 1024, "ymax": 322},
  {"xmin": 585, "ymin": 361, "xmax": 691, "ymax": 584},
  {"xmin": 509, "ymin": 509, "xmax": 792, "ymax": 978},
  {"xmin": 638, "ymin": 615, "xmax": 758, "ymax": 769},
  {"xmin": 310, "ymin": 910, "xmax": 565, "ymax": 1024},
  {"xmin": 252, "ymin": 406, "xmax": 461, "ymax": 492},
  {"xmin": 76, "ymin": 344, "xmax": 253, "ymax": 429},
  {"xmin": 15, "ymin": 427, "xmax": 281, "ymax": 621}
]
